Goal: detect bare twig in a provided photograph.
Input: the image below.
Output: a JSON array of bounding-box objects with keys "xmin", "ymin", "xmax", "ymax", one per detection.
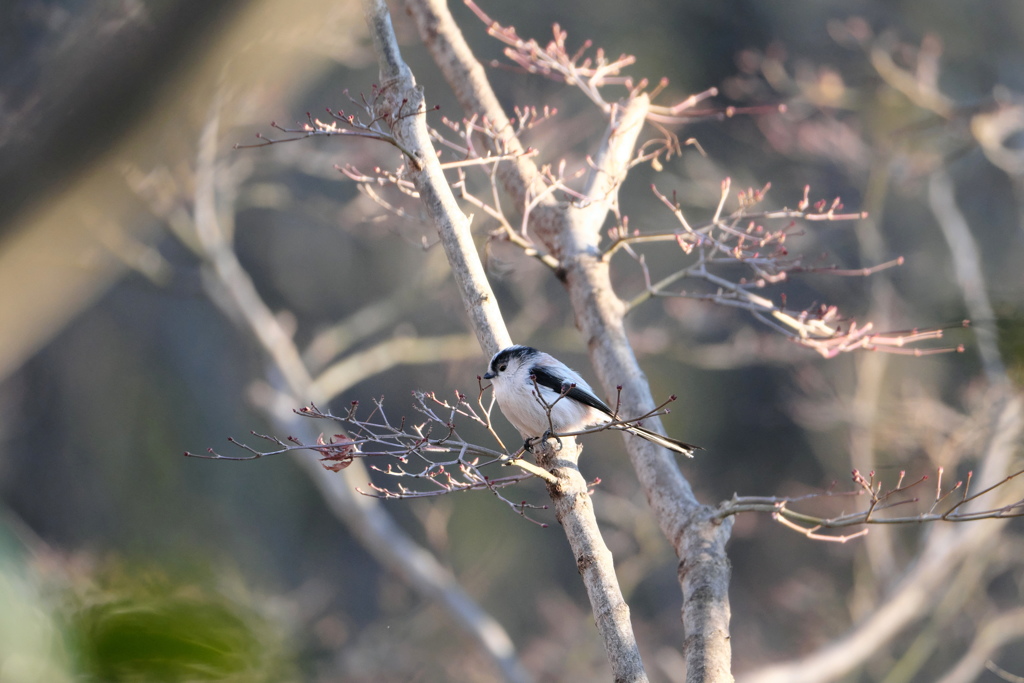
[
  {"xmin": 717, "ymin": 464, "xmax": 1024, "ymax": 541},
  {"xmin": 622, "ymin": 181, "xmax": 964, "ymax": 358}
]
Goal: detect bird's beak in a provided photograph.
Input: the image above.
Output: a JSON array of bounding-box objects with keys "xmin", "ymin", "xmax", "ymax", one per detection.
[{"xmin": 482, "ymin": 371, "xmax": 495, "ymax": 379}]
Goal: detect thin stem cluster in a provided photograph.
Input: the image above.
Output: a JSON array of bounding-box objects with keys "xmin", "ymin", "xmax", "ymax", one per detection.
[
  {"xmin": 235, "ymin": 87, "xmax": 432, "ymax": 161},
  {"xmin": 620, "ymin": 179, "xmax": 967, "ymax": 357},
  {"xmin": 718, "ymin": 465, "xmax": 1024, "ymax": 542},
  {"xmin": 185, "ymin": 384, "xmax": 682, "ymax": 526}
]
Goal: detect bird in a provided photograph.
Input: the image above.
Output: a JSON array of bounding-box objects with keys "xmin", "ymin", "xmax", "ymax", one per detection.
[{"xmin": 482, "ymin": 345, "xmax": 699, "ymax": 456}]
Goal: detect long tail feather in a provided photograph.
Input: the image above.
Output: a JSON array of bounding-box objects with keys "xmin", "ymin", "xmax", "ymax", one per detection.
[{"xmin": 626, "ymin": 425, "xmax": 701, "ymax": 457}]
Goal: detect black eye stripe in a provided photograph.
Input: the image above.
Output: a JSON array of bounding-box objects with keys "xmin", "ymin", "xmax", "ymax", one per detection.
[{"xmin": 489, "ymin": 345, "xmax": 537, "ymax": 375}]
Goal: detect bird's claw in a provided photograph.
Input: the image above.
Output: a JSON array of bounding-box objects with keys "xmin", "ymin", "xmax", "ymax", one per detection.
[
  {"xmin": 541, "ymin": 430, "xmax": 563, "ymax": 452},
  {"xmin": 523, "ymin": 432, "xmax": 563, "ymax": 453}
]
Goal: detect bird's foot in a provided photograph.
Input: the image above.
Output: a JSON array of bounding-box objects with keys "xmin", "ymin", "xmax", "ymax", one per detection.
[{"xmin": 541, "ymin": 430, "xmax": 563, "ymax": 452}]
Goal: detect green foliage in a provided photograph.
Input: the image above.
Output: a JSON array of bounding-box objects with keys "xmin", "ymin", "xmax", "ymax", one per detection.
[
  {"xmin": 65, "ymin": 563, "xmax": 296, "ymax": 683},
  {"xmin": 997, "ymin": 309, "xmax": 1024, "ymax": 386}
]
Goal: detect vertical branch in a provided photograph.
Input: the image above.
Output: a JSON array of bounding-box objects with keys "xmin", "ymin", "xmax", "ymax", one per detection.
[
  {"xmin": 362, "ymin": 0, "xmax": 510, "ymax": 357},
  {"xmin": 535, "ymin": 441, "xmax": 648, "ymax": 682},
  {"xmin": 403, "ymin": 2, "xmax": 734, "ymax": 681},
  {"xmin": 561, "ymin": 94, "xmax": 734, "ymax": 683},
  {"xmin": 362, "ymin": 1, "xmax": 649, "ymax": 679}
]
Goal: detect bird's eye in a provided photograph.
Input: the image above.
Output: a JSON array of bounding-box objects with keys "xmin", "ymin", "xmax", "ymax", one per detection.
[{"xmin": 498, "ymin": 364, "xmax": 507, "ymax": 372}]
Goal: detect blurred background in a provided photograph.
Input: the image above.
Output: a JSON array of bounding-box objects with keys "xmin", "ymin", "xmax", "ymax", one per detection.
[{"xmin": 1, "ymin": 0, "xmax": 1023, "ymax": 681}]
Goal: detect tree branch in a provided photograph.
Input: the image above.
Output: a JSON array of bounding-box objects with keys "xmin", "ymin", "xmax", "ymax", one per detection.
[
  {"xmin": 404, "ymin": 1, "xmax": 733, "ymax": 680},
  {"xmin": 362, "ymin": 0, "xmax": 511, "ymax": 358},
  {"xmin": 369, "ymin": 0, "xmax": 650, "ymax": 678}
]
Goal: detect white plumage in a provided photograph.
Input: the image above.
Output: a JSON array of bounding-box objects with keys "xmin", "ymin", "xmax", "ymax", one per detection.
[{"xmin": 483, "ymin": 345, "xmax": 698, "ymax": 456}]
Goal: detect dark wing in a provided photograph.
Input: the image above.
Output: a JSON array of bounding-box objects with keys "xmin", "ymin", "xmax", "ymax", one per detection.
[{"xmin": 529, "ymin": 366, "xmax": 613, "ymax": 417}]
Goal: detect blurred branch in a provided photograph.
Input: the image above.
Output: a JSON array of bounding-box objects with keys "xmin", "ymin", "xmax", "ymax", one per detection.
[
  {"xmin": 867, "ymin": 33, "xmax": 955, "ymax": 119},
  {"xmin": 935, "ymin": 607, "xmax": 1024, "ymax": 683},
  {"xmin": 191, "ymin": 98, "xmax": 314, "ymax": 399},
  {"xmin": 301, "ymin": 251, "xmax": 452, "ymax": 371},
  {"xmin": 986, "ymin": 661, "xmax": 1024, "ymax": 683},
  {"xmin": 928, "ymin": 169, "xmax": 1007, "ymax": 384},
  {"xmin": 737, "ymin": 392, "xmax": 1024, "ymax": 683},
  {"xmin": 311, "ymin": 333, "xmax": 479, "ymax": 401}
]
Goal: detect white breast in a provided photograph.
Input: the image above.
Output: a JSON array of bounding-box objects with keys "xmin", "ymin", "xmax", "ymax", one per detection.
[{"xmin": 494, "ymin": 375, "xmax": 604, "ymax": 438}]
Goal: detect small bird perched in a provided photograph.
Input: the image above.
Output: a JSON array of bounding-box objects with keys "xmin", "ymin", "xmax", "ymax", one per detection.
[{"xmin": 483, "ymin": 345, "xmax": 699, "ymax": 456}]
